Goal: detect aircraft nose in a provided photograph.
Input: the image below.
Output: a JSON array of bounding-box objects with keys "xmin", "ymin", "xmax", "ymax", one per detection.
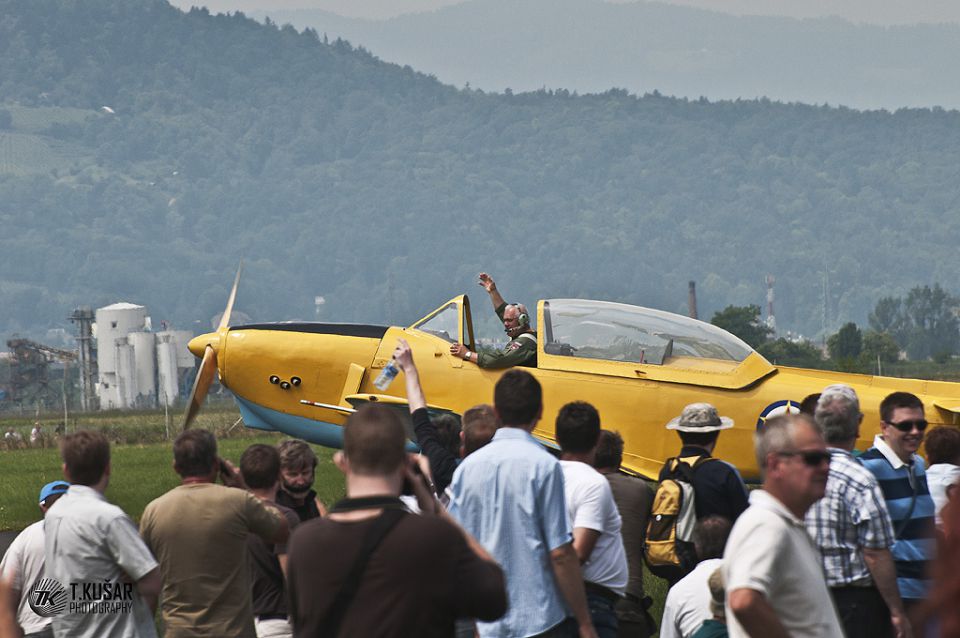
[{"xmin": 188, "ymin": 332, "xmax": 219, "ymax": 358}]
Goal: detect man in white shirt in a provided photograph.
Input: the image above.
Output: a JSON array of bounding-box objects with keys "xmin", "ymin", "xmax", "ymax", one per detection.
[
  {"xmin": 44, "ymin": 430, "xmax": 161, "ymax": 638},
  {"xmin": 924, "ymin": 425, "xmax": 960, "ymax": 527},
  {"xmin": 556, "ymin": 401, "xmax": 628, "ymax": 638},
  {"xmin": 661, "ymin": 516, "xmax": 732, "ymax": 638},
  {"xmin": 0, "ymin": 481, "xmax": 69, "ymax": 638},
  {"xmin": 723, "ymin": 413, "xmax": 843, "ymax": 638}
]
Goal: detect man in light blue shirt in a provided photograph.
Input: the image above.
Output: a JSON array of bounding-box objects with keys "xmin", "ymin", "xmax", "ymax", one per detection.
[{"xmin": 449, "ymin": 369, "xmax": 597, "ymax": 638}]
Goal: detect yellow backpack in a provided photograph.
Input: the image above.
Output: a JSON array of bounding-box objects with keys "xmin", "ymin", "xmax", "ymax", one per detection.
[{"xmin": 644, "ymin": 454, "xmax": 713, "ymax": 582}]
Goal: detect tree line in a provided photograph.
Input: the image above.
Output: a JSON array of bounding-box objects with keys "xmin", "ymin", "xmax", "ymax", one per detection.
[{"xmin": 711, "ymin": 284, "xmax": 960, "ymax": 376}]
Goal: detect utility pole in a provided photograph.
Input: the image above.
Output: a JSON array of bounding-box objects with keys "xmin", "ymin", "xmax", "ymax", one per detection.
[
  {"xmin": 765, "ymin": 274, "xmax": 777, "ymax": 334},
  {"xmin": 687, "ymin": 281, "xmax": 698, "ymax": 320}
]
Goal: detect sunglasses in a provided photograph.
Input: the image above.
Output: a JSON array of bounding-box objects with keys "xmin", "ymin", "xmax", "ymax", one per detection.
[
  {"xmin": 778, "ymin": 450, "xmax": 832, "ymax": 467},
  {"xmin": 885, "ymin": 419, "xmax": 928, "ymax": 433}
]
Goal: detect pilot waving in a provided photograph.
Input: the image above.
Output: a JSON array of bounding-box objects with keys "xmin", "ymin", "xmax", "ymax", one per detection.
[{"xmin": 451, "ymin": 272, "xmax": 538, "ymax": 369}]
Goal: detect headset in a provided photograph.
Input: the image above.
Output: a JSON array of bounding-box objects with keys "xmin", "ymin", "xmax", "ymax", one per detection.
[{"xmin": 512, "ymin": 304, "xmax": 530, "ymax": 327}]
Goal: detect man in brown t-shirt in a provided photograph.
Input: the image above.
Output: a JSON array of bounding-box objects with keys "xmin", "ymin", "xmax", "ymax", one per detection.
[
  {"xmin": 241, "ymin": 443, "xmax": 300, "ymax": 638},
  {"xmin": 140, "ymin": 429, "xmax": 288, "ymax": 638},
  {"xmin": 595, "ymin": 430, "xmax": 656, "ymax": 638},
  {"xmin": 287, "ymin": 404, "xmax": 507, "ymax": 638}
]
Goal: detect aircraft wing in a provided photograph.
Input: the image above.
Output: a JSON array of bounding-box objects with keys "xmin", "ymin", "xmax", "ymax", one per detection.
[{"xmin": 342, "ymin": 393, "xmax": 458, "ymax": 414}]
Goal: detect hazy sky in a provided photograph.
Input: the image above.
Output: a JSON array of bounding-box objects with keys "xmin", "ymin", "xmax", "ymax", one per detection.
[{"xmin": 170, "ymin": 0, "xmax": 960, "ymax": 24}]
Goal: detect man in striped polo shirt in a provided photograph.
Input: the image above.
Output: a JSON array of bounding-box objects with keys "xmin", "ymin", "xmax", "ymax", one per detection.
[
  {"xmin": 859, "ymin": 391, "xmax": 936, "ymax": 614},
  {"xmin": 805, "ymin": 385, "xmax": 909, "ymax": 638}
]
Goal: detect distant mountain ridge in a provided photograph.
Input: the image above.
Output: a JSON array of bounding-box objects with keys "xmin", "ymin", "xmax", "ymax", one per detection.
[
  {"xmin": 253, "ymin": 0, "xmax": 960, "ymax": 110},
  {"xmin": 2, "ymin": 0, "xmax": 960, "ymax": 345}
]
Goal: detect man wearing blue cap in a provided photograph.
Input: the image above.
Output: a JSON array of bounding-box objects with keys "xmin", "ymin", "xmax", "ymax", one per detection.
[{"xmin": 0, "ymin": 480, "xmax": 69, "ymax": 638}]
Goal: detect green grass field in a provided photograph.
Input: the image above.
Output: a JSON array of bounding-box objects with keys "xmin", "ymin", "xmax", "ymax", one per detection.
[
  {"xmin": 0, "ymin": 430, "xmax": 345, "ymax": 531},
  {"xmin": 0, "ymin": 398, "xmax": 321, "ymax": 534}
]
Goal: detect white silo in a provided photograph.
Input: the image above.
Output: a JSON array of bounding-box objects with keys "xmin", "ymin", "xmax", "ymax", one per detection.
[
  {"xmin": 156, "ymin": 334, "xmax": 179, "ymax": 408},
  {"xmin": 114, "ymin": 337, "xmax": 137, "ymax": 409},
  {"xmin": 95, "ymin": 303, "xmax": 148, "ymax": 373},
  {"xmin": 156, "ymin": 329, "xmax": 194, "ymax": 403},
  {"xmin": 95, "ymin": 303, "xmax": 148, "ymax": 409},
  {"xmin": 172, "ymin": 330, "xmax": 194, "ymax": 369},
  {"xmin": 157, "ymin": 330, "xmax": 194, "ymax": 370},
  {"xmin": 129, "ymin": 332, "xmax": 157, "ymax": 407}
]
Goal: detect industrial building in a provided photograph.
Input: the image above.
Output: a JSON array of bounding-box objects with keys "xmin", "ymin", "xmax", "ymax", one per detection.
[{"xmin": 94, "ymin": 302, "xmax": 193, "ymax": 410}]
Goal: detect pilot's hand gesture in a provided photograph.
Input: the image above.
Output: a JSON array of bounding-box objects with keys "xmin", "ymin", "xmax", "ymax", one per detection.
[
  {"xmin": 450, "ymin": 343, "xmax": 469, "ymax": 359},
  {"xmin": 478, "ymin": 272, "xmax": 497, "ymax": 292}
]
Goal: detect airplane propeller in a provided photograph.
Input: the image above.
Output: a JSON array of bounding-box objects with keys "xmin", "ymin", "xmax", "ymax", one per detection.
[{"xmin": 181, "ymin": 262, "xmax": 243, "ymax": 431}]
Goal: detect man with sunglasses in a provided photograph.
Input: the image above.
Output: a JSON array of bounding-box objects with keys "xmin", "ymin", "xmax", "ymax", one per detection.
[
  {"xmin": 723, "ymin": 413, "xmax": 842, "ymax": 638},
  {"xmin": 804, "ymin": 385, "xmax": 910, "ymax": 638},
  {"xmin": 859, "ymin": 392, "xmax": 936, "ymax": 612}
]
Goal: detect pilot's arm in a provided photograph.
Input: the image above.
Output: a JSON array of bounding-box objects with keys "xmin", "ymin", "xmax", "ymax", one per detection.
[
  {"xmin": 478, "ymin": 273, "xmax": 506, "ymax": 312},
  {"xmin": 453, "ymin": 336, "xmax": 536, "ymax": 369}
]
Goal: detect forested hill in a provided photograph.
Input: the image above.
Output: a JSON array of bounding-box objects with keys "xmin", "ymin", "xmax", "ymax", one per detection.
[
  {"xmin": 2, "ymin": 0, "xmax": 960, "ymax": 343},
  {"xmin": 255, "ymin": 0, "xmax": 960, "ymax": 110}
]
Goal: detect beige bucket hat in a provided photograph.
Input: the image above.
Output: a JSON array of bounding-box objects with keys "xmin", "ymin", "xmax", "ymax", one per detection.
[{"xmin": 666, "ymin": 402, "xmax": 734, "ymax": 432}]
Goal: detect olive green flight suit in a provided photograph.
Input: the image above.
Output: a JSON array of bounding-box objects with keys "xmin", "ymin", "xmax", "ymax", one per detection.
[{"xmin": 476, "ymin": 303, "xmax": 538, "ymax": 369}]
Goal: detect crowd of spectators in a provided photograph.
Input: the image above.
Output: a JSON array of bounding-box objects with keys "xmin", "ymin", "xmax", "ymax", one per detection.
[{"xmin": 2, "ymin": 351, "xmax": 960, "ymax": 638}]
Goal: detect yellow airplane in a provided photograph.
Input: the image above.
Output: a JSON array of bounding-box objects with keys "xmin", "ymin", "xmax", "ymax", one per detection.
[{"xmin": 184, "ymin": 269, "xmax": 960, "ymax": 480}]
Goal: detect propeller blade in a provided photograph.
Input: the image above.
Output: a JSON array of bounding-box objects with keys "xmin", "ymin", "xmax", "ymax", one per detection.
[
  {"xmin": 181, "ymin": 345, "xmax": 218, "ymax": 431},
  {"xmin": 218, "ymin": 262, "xmax": 243, "ymax": 330}
]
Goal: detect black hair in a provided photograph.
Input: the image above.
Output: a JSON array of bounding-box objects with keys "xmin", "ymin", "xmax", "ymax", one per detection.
[
  {"xmin": 555, "ymin": 402, "xmax": 601, "ymax": 454},
  {"xmin": 693, "ymin": 515, "xmax": 732, "ymax": 560},
  {"xmin": 925, "ymin": 426, "xmax": 960, "ymax": 465},
  {"xmin": 174, "ymin": 429, "xmax": 218, "ymax": 478},
  {"xmin": 594, "ymin": 430, "xmax": 624, "ymax": 469},
  {"xmin": 240, "ymin": 444, "xmax": 281, "ymax": 489},
  {"xmin": 494, "ymin": 369, "xmax": 542, "ymax": 427},
  {"xmin": 678, "ymin": 430, "xmax": 720, "ymax": 448},
  {"xmin": 879, "ymin": 392, "xmax": 924, "ymax": 423}
]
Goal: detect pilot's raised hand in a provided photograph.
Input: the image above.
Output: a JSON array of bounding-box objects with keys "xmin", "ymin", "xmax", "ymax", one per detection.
[
  {"xmin": 393, "ymin": 338, "xmax": 415, "ymax": 372},
  {"xmin": 478, "ymin": 272, "xmax": 497, "ymax": 292}
]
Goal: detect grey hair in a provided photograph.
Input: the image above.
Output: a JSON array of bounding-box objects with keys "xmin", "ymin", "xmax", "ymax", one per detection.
[
  {"xmin": 754, "ymin": 414, "xmax": 814, "ymax": 472},
  {"xmin": 508, "ymin": 303, "xmax": 530, "ymax": 325},
  {"xmin": 815, "ymin": 387, "xmax": 862, "ymax": 445}
]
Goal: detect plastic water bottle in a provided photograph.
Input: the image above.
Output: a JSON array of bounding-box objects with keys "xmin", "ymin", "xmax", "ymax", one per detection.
[{"xmin": 374, "ymin": 359, "xmax": 399, "ymax": 391}]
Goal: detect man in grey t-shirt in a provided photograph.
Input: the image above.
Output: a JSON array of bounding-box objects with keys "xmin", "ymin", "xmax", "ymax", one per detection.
[{"xmin": 44, "ymin": 430, "xmax": 161, "ymax": 638}]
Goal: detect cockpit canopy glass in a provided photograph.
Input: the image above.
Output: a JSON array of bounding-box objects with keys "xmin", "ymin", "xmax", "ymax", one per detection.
[
  {"xmin": 543, "ymin": 299, "xmax": 754, "ymax": 365},
  {"xmin": 411, "ymin": 303, "xmax": 458, "ymax": 343}
]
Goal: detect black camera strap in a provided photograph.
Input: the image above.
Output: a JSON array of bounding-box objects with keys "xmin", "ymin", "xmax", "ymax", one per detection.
[{"xmin": 323, "ymin": 497, "xmax": 408, "ymax": 637}]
